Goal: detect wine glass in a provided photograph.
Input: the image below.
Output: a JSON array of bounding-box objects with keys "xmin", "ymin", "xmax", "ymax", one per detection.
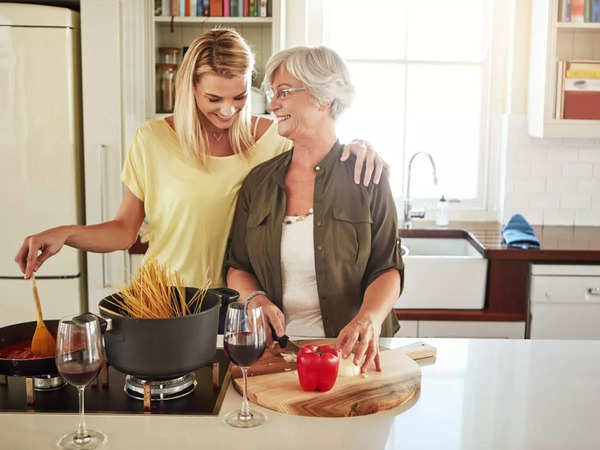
[
  {"xmin": 55, "ymin": 314, "xmax": 106, "ymax": 449},
  {"xmin": 223, "ymin": 301, "xmax": 267, "ymax": 428}
]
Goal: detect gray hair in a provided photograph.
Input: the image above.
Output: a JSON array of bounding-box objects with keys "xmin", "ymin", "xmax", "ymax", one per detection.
[{"xmin": 263, "ymin": 46, "xmax": 355, "ymax": 119}]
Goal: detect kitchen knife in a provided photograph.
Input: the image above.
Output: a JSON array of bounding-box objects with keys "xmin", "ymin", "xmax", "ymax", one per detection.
[{"xmin": 269, "ymin": 324, "xmax": 302, "ymax": 356}]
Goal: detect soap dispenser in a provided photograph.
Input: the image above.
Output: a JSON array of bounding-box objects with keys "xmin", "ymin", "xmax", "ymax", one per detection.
[{"xmin": 436, "ymin": 195, "xmax": 449, "ymax": 227}]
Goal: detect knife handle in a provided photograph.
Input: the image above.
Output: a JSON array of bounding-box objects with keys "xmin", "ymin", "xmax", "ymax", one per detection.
[{"xmin": 268, "ymin": 323, "xmax": 288, "ymax": 348}]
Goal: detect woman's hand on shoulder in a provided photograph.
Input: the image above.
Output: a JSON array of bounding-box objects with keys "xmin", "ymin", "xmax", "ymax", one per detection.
[
  {"xmin": 334, "ymin": 313, "xmax": 383, "ymax": 374},
  {"xmin": 251, "ymin": 294, "xmax": 285, "ymax": 346},
  {"xmin": 340, "ymin": 139, "xmax": 389, "ymax": 186}
]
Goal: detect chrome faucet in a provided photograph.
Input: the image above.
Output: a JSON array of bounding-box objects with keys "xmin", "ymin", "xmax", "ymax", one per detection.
[{"xmin": 403, "ymin": 152, "xmax": 438, "ymax": 228}]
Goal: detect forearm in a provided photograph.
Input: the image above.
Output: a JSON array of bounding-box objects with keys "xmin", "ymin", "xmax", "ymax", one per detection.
[
  {"xmin": 358, "ymin": 269, "xmax": 401, "ymax": 326},
  {"xmin": 62, "ymin": 220, "xmax": 139, "ymax": 252},
  {"xmin": 226, "ymin": 267, "xmax": 264, "ymax": 303}
]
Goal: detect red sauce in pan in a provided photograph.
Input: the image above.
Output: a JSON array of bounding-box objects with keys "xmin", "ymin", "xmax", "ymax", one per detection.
[
  {"xmin": 0, "ymin": 328, "xmax": 58, "ymax": 360},
  {"xmin": 0, "ymin": 340, "xmax": 45, "ymax": 360}
]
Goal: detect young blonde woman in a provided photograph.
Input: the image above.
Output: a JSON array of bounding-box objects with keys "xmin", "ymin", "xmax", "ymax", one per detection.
[{"xmin": 15, "ymin": 29, "xmax": 387, "ymax": 290}]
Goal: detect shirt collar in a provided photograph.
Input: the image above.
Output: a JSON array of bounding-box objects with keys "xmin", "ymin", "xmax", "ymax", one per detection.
[{"xmin": 273, "ymin": 139, "xmax": 343, "ymax": 188}]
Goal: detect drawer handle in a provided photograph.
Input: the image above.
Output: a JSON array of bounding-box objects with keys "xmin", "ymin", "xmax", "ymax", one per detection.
[{"xmin": 588, "ymin": 288, "xmax": 600, "ymax": 297}]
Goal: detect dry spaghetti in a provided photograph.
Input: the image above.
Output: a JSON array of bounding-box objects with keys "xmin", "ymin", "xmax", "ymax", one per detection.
[{"xmin": 105, "ymin": 261, "xmax": 209, "ymax": 319}]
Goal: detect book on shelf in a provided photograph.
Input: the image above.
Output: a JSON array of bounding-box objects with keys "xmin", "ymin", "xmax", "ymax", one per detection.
[
  {"xmin": 209, "ymin": 0, "xmax": 223, "ymax": 16},
  {"xmin": 230, "ymin": 0, "xmax": 239, "ymax": 17},
  {"xmin": 559, "ymin": 0, "xmax": 600, "ymax": 22},
  {"xmin": 556, "ymin": 60, "xmax": 600, "ymax": 119},
  {"xmin": 157, "ymin": 0, "xmax": 270, "ymax": 17},
  {"xmin": 565, "ymin": 77, "xmax": 600, "ymax": 90},
  {"xmin": 566, "ymin": 69, "xmax": 600, "ymax": 77},
  {"xmin": 572, "ymin": 0, "xmax": 585, "ymax": 22},
  {"xmin": 561, "ymin": 0, "xmax": 572, "ymax": 21},
  {"xmin": 564, "ymin": 91, "xmax": 600, "ymax": 119},
  {"xmin": 260, "ymin": 0, "xmax": 267, "ymax": 17}
]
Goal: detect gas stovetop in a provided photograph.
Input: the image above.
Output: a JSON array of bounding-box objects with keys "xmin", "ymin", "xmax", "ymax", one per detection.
[{"xmin": 0, "ymin": 350, "xmax": 230, "ymax": 415}]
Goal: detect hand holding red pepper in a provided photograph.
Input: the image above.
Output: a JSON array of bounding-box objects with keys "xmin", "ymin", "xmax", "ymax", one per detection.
[{"xmin": 297, "ymin": 345, "xmax": 339, "ymax": 392}]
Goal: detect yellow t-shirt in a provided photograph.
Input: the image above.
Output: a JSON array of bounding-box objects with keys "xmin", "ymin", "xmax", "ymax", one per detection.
[{"xmin": 121, "ymin": 118, "xmax": 291, "ymax": 288}]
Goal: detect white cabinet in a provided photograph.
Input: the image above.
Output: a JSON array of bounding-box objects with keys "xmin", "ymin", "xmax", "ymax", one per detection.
[
  {"xmin": 529, "ymin": 264, "xmax": 600, "ymax": 339},
  {"xmin": 394, "ymin": 321, "xmax": 418, "ymax": 338},
  {"xmin": 418, "ymin": 321, "xmax": 525, "ymax": 339},
  {"xmin": 393, "ymin": 319, "xmax": 525, "ymax": 339},
  {"xmin": 528, "ymin": 0, "xmax": 600, "ymax": 138}
]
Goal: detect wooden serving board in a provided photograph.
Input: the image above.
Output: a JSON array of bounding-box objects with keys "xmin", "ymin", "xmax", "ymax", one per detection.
[{"xmin": 231, "ymin": 339, "xmax": 433, "ymax": 417}]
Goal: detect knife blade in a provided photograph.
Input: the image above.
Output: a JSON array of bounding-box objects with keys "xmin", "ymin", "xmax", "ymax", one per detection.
[{"xmin": 268, "ymin": 324, "xmax": 301, "ymax": 356}]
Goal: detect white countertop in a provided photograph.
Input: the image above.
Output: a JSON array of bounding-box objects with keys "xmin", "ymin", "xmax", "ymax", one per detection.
[{"xmin": 1, "ymin": 338, "xmax": 599, "ymax": 450}]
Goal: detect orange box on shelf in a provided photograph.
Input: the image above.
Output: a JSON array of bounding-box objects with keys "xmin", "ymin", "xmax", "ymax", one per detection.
[{"xmin": 563, "ymin": 91, "xmax": 600, "ymax": 120}]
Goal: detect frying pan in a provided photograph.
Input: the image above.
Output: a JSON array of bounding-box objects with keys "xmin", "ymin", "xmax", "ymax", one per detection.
[{"xmin": 0, "ymin": 320, "xmax": 59, "ymax": 377}]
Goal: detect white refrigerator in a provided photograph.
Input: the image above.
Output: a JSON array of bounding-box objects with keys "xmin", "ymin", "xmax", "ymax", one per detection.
[{"xmin": 0, "ymin": 3, "xmax": 86, "ymax": 327}]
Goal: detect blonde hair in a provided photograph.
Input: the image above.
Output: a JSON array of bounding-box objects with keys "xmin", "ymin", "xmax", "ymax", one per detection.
[
  {"xmin": 174, "ymin": 28, "xmax": 255, "ymax": 168},
  {"xmin": 263, "ymin": 46, "xmax": 354, "ymax": 120}
]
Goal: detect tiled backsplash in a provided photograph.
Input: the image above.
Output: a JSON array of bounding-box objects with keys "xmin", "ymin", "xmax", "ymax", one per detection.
[{"xmin": 502, "ymin": 115, "xmax": 600, "ymax": 226}]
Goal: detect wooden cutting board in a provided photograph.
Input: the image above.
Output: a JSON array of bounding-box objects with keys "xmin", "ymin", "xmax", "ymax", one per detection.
[{"xmin": 231, "ymin": 339, "xmax": 434, "ymax": 417}]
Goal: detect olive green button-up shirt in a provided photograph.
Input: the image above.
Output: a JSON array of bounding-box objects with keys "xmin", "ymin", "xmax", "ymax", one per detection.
[{"xmin": 225, "ymin": 141, "xmax": 403, "ymax": 338}]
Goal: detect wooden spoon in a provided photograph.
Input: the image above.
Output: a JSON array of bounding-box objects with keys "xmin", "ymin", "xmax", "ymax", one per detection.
[{"xmin": 30, "ymin": 274, "xmax": 56, "ymax": 357}]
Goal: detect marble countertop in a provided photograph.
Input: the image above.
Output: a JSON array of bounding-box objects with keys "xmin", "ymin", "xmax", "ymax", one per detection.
[{"xmin": 1, "ymin": 337, "xmax": 599, "ymax": 450}]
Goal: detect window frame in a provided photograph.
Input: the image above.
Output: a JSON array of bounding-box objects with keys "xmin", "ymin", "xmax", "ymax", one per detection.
[{"xmin": 310, "ymin": 0, "xmax": 506, "ymax": 218}]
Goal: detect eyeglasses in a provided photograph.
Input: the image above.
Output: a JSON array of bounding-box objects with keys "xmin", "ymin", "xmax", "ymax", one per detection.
[{"xmin": 264, "ymin": 86, "xmax": 307, "ymax": 103}]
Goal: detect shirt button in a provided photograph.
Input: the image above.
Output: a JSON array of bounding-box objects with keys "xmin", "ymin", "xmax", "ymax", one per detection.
[
  {"xmin": 315, "ymin": 166, "xmax": 321, "ymax": 171},
  {"xmin": 317, "ymin": 221, "xmax": 322, "ymax": 226},
  {"xmin": 317, "ymin": 245, "xmax": 323, "ymax": 251}
]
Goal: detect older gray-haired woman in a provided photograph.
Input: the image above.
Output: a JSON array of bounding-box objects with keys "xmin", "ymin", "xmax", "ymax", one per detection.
[{"xmin": 225, "ymin": 46, "xmax": 403, "ymax": 373}]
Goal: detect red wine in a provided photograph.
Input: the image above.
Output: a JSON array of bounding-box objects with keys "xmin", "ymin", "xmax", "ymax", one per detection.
[
  {"xmin": 224, "ymin": 331, "xmax": 266, "ymax": 367},
  {"xmin": 59, "ymin": 361, "xmax": 102, "ymax": 387}
]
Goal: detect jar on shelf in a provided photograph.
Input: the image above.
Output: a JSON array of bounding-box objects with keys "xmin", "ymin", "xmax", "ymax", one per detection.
[
  {"xmin": 158, "ymin": 47, "xmax": 181, "ymax": 65},
  {"xmin": 156, "ymin": 63, "xmax": 177, "ymax": 113}
]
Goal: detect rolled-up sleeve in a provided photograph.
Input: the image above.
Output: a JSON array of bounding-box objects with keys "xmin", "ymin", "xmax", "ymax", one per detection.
[
  {"xmin": 224, "ymin": 177, "xmax": 253, "ymax": 279},
  {"xmin": 362, "ymin": 174, "xmax": 404, "ymax": 294}
]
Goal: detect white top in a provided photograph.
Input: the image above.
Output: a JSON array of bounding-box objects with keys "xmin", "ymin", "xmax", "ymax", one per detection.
[
  {"xmin": 280, "ymin": 214, "xmax": 325, "ymax": 337},
  {"xmin": 2, "ymin": 338, "xmax": 600, "ymax": 450}
]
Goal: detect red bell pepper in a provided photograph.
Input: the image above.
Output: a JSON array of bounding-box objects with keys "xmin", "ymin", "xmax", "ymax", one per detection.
[{"xmin": 296, "ymin": 345, "xmax": 339, "ymax": 392}]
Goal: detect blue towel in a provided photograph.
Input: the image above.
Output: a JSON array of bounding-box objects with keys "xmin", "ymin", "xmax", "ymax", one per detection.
[{"xmin": 502, "ymin": 214, "xmax": 540, "ymax": 250}]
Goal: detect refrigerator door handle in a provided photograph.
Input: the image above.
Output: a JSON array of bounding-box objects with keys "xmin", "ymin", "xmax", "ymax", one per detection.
[{"xmin": 99, "ymin": 144, "xmax": 111, "ymax": 288}]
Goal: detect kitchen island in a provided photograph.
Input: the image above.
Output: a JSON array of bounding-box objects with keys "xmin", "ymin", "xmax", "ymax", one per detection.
[{"xmin": 1, "ymin": 337, "xmax": 599, "ymax": 450}]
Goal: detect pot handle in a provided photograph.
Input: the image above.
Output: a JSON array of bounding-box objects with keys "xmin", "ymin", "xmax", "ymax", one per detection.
[
  {"xmin": 73, "ymin": 312, "xmax": 112, "ymax": 333},
  {"xmin": 213, "ymin": 288, "xmax": 240, "ymax": 334},
  {"xmin": 213, "ymin": 288, "xmax": 240, "ymax": 307}
]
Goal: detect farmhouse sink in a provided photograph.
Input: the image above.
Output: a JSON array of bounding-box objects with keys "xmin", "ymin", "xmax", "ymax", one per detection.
[{"xmin": 395, "ymin": 230, "xmax": 488, "ymax": 309}]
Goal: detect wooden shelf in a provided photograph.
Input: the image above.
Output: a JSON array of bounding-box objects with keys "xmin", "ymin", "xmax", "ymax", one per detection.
[
  {"xmin": 532, "ymin": 119, "xmax": 600, "ymax": 139},
  {"xmin": 154, "ymin": 16, "xmax": 272, "ymax": 24},
  {"xmin": 555, "ymin": 22, "xmax": 600, "ymax": 30}
]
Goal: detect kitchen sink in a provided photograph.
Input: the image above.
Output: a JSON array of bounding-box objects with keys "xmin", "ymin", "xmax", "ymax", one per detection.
[{"xmin": 395, "ymin": 231, "xmax": 488, "ymax": 309}]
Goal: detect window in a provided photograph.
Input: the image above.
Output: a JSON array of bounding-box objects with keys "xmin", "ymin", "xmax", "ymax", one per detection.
[{"xmin": 321, "ymin": 0, "xmax": 493, "ymax": 208}]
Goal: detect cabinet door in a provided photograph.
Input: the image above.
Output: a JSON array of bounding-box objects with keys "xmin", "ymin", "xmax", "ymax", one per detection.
[
  {"xmin": 529, "ymin": 266, "xmax": 600, "ymax": 339},
  {"xmin": 394, "ymin": 320, "xmax": 418, "ymax": 338},
  {"xmin": 81, "ymin": 0, "xmax": 127, "ymax": 314},
  {"xmin": 418, "ymin": 321, "xmax": 525, "ymax": 339}
]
